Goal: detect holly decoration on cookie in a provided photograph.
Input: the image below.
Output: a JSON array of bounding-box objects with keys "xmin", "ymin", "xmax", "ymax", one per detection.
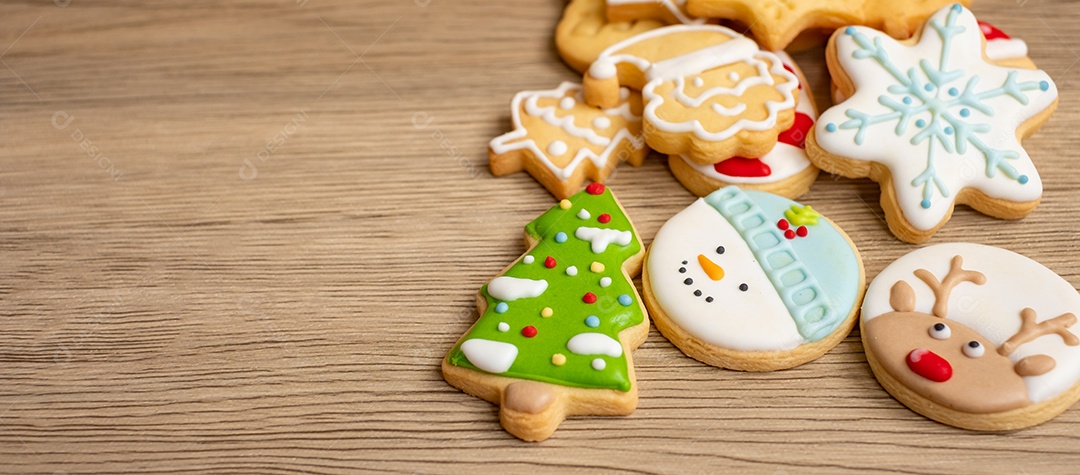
[{"xmin": 443, "ymin": 184, "xmax": 647, "ymax": 441}]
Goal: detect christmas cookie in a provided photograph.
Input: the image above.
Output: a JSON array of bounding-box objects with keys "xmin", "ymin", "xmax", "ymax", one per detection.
[
  {"xmin": 443, "ymin": 184, "xmax": 649, "ymax": 441},
  {"xmin": 643, "ymin": 186, "xmax": 865, "ymax": 371},
  {"xmin": 667, "ymin": 52, "xmax": 819, "ymax": 199},
  {"xmin": 686, "ymin": 0, "xmax": 971, "ymax": 51},
  {"xmin": 489, "ymin": 82, "xmax": 648, "ymax": 200},
  {"xmin": 807, "ymin": 4, "xmax": 1059, "ymax": 244},
  {"xmin": 583, "ymin": 25, "xmax": 800, "ymax": 164},
  {"xmin": 555, "ymin": 0, "xmax": 667, "ymax": 74},
  {"xmin": 862, "ymin": 243, "xmax": 1080, "ymax": 430},
  {"xmin": 606, "ymin": 0, "xmax": 703, "ymax": 25}
]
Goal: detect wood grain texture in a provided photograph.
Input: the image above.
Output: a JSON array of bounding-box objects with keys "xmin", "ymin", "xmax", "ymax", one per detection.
[{"xmin": 1, "ymin": 0, "xmax": 1079, "ymax": 473}]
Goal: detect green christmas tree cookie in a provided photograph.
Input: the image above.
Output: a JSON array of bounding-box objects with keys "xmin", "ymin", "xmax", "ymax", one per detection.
[{"xmin": 442, "ymin": 183, "xmax": 649, "ymax": 441}]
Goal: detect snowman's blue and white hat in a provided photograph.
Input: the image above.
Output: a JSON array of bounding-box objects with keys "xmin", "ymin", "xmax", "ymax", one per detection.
[{"xmin": 703, "ymin": 186, "xmax": 861, "ymax": 341}]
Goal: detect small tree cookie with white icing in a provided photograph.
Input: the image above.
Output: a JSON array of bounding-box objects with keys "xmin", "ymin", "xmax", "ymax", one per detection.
[
  {"xmin": 489, "ymin": 82, "xmax": 648, "ymax": 200},
  {"xmin": 582, "ymin": 25, "xmax": 800, "ymax": 164},
  {"xmin": 806, "ymin": 5, "xmax": 1059, "ymax": 244},
  {"xmin": 443, "ymin": 184, "xmax": 649, "ymax": 441},
  {"xmin": 643, "ymin": 186, "xmax": 865, "ymax": 371},
  {"xmin": 862, "ymin": 243, "xmax": 1080, "ymax": 430}
]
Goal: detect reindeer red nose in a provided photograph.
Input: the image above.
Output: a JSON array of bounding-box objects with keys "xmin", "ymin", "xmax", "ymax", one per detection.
[{"xmin": 906, "ymin": 348, "xmax": 953, "ymax": 382}]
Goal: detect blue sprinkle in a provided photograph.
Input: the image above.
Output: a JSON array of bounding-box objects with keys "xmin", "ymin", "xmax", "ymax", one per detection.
[
  {"xmin": 921, "ymin": 199, "xmax": 932, "ymax": 209},
  {"xmin": 618, "ymin": 294, "xmax": 632, "ymax": 306},
  {"xmin": 948, "ymin": 87, "xmax": 959, "ymax": 96},
  {"xmin": 952, "ymin": 3, "xmax": 962, "ymax": 12},
  {"xmin": 1040, "ymin": 81, "xmax": 1050, "ymax": 91},
  {"xmin": 960, "ymin": 108, "xmax": 970, "ymax": 117},
  {"xmin": 585, "ymin": 315, "xmax": 600, "ymax": 328},
  {"xmin": 555, "ymin": 232, "xmax": 568, "ymax": 243},
  {"xmin": 944, "ymin": 127, "xmax": 953, "ymax": 135},
  {"xmin": 845, "ymin": 26, "xmax": 856, "ymax": 35},
  {"xmin": 902, "ymin": 96, "xmax": 912, "ymax": 104},
  {"xmin": 495, "ymin": 302, "xmax": 509, "ymax": 314},
  {"xmin": 1019, "ymin": 175, "xmax": 1030, "ymax": 184},
  {"xmin": 924, "ymin": 84, "xmax": 934, "ymax": 92},
  {"xmin": 825, "ymin": 123, "xmax": 837, "ymax": 132},
  {"xmin": 916, "ymin": 119, "xmax": 926, "ymax": 128}
]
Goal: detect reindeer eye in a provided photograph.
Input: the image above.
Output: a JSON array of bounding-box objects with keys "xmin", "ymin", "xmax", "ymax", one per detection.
[
  {"xmin": 963, "ymin": 341, "xmax": 985, "ymax": 358},
  {"xmin": 928, "ymin": 323, "xmax": 951, "ymax": 340}
]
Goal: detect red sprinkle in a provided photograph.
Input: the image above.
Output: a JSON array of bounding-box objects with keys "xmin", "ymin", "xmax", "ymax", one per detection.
[
  {"xmin": 521, "ymin": 326, "xmax": 538, "ymax": 338},
  {"xmin": 583, "ymin": 292, "xmax": 597, "ymax": 304},
  {"xmin": 796, "ymin": 225, "xmax": 808, "ymax": 237},
  {"xmin": 784, "ymin": 229, "xmax": 796, "ymax": 240},
  {"xmin": 544, "ymin": 256, "xmax": 557, "ymax": 268},
  {"xmin": 585, "ymin": 183, "xmax": 606, "ymax": 195},
  {"xmin": 598, "ymin": 213, "xmax": 611, "ymax": 224},
  {"xmin": 777, "ymin": 219, "xmax": 790, "ymax": 230}
]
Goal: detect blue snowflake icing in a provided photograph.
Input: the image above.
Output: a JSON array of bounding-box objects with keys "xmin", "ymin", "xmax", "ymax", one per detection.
[{"xmin": 828, "ymin": 4, "xmax": 1049, "ymax": 207}]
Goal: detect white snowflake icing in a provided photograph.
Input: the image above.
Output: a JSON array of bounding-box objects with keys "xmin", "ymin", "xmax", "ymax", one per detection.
[{"xmin": 815, "ymin": 5, "xmax": 1057, "ymax": 231}]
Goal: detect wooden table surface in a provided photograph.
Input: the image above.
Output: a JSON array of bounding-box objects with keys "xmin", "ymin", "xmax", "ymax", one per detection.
[{"xmin": 2, "ymin": 0, "xmax": 1079, "ymax": 473}]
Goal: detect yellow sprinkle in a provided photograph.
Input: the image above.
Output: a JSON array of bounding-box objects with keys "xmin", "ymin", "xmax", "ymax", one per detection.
[
  {"xmin": 590, "ymin": 262, "xmax": 605, "ymax": 273},
  {"xmin": 552, "ymin": 354, "xmax": 566, "ymax": 366},
  {"xmin": 541, "ymin": 307, "xmax": 553, "ymax": 318},
  {"xmin": 559, "ymin": 199, "xmax": 572, "ymax": 210}
]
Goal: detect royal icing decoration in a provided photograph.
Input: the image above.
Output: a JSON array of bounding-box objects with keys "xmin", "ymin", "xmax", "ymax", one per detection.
[
  {"xmin": 648, "ymin": 186, "xmax": 862, "ymax": 351},
  {"xmin": 489, "ymin": 82, "xmax": 647, "ymax": 198},
  {"xmin": 679, "ymin": 52, "xmax": 817, "ymax": 184},
  {"xmin": 814, "ymin": 5, "xmax": 1057, "ymax": 232},
  {"xmin": 583, "ymin": 25, "xmax": 799, "ymax": 161},
  {"xmin": 447, "ymin": 184, "xmax": 645, "ymax": 391},
  {"xmin": 979, "ymin": 21, "xmax": 1028, "ymax": 62},
  {"xmin": 862, "ymin": 243, "xmax": 1080, "ymax": 415}
]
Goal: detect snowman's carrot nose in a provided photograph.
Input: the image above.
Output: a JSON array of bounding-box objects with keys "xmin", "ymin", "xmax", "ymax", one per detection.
[{"xmin": 697, "ymin": 254, "xmax": 725, "ymax": 281}]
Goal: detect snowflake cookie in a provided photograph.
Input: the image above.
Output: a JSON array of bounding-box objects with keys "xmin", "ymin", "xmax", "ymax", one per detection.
[
  {"xmin": 489, "ymin": 82, "xmax": 648, "ymax": 200},
  {"xmin": 644, "ymin": 186, "xmax": 865, "ymax": 371},
  {"xmin": 582, "ymin": 25, "xmax": 800, "ymax": 164},
  {"xmin": 443, "ymin": 184, "xmax": 649, "ymax": 441},
  {"xmin": 807, "ymin": 4, "xmax": 1058, "ymax": 244},
  {"xmin": 862, "ymin": 243, "xmax": 1080, "ymax": 430},
  {"xmin": 668, "ymin": 52, "xmax": 819, "ymax": 199}
]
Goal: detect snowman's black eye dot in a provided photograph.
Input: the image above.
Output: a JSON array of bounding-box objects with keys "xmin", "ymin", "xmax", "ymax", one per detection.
[
  {"xmin": 679, "ymin": 267, "xmax": 686, "ymax": 273},
  {"xmin": 739, "ymin": 283, "xmax": 748, "ymax": 292},
  {"xmin": 716, "ymin": 246, "xmax": 725, "ymax": 255},
  {"xmin": 683, "ymin": 278, "xmax": 693, "ymax": 285},
  {"xmin": 682, "ymin": 260, "xmax": 688, "ymax": 265},
  {"xmin": 934, "ymin": 323, "xmax": 946, "ymax": 331},
  {"xmin": 694, "ymin": 290, "xmax": 702, "ymax": 297},
  {"xmin": 705, "ymin": 296, "xmax": 714, "ymax": 303}
]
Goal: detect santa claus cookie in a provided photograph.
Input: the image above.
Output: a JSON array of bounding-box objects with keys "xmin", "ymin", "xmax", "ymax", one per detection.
[
  {"xmin": 862, "ymin": 243, "xmax": 1080, "ymax": 430},
  {"xmin": 807, "ymin": 4, "xmax": 1059, "ymax": 244},
  {"xmin": 686, "ymin": 0, "xmax": 972, "ymax": 51},
  {"xmin": 489, "ymin": 82, "xmax": 648, "ymax": 200},
  {"xmin": 555, "ymin": 0, "xmax": 668, "ymax": 74},
  {"xmin": 606, "ymin": 0, "xmax": 703, "ymax": 25},
  {"xmin": 668, "ymin": 52, "xmax": 819, "ymax": 199},
  {"xmin": 443, "ymin": 184, "xmax": 649, "ymax": 441},
  {"xmin": 643, "ymin": 186, "xmax": 865, "ymax": 371},
  {"xmin": 582, "ymin": 25, "xmax": 800, "ymax": 164}
]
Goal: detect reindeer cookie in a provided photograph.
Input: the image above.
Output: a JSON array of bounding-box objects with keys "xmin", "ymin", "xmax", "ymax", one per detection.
[
  {"xmin": 668, "ymin": 52, "xmax": 819, "ymax": 199},
  {"xmin": 443, "ymin": 184, "xmax": 649, "ymax": 441},
  {"xmin": 489, "ymin": 82, "xmax": 648, "ymax": 200},
  {"xmin": 644, "ymin": 186, "xmax": 865, "ymax": 371},
  {"xmin": 807, "ymin": 5, "xmax": 1059, "ymax": 244},
  {"xmin": 582, "ymin": 25, "xmax": 800, "ymax": 164},
  {"xmin": 862, "ymin": 243, "xmax": 1080, "ymax": 430}
]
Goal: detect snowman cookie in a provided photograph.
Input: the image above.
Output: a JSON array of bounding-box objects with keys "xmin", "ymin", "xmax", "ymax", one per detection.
[
  {"xmin": 443, "ymin": 184, "xmax": 649, "ymax": 441},
  {"xmin": 667, "ymin": 52, "xmax": 819, "ymax": 199},
  {"xmin": 643, "ymin": 186, "xmax": 865, "ymax": 371},
  {"xmin": 582, "ymin": 25, "xmax": 800, "ymax": 164},
  {"xmin": 807, "ymin": 5, "xmax": 1059, "ymax": 244},
  {"xmin": 862, "ymin": 243, "xmax": 1080, "ymax": 430},
  {"xmin": 489, "ymin": 82, "xmax": 648, "ymax": 200}
]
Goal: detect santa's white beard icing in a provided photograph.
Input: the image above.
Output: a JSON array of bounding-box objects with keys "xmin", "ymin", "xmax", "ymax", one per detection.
[{"xmin": 646, "ymin": 187, "xmax": 864, "ymax": 366}]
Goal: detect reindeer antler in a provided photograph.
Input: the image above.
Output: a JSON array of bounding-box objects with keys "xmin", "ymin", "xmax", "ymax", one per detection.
[
  {"xmin": 913, "ymin": 255, "xmax": 986, "ymax": 318},
  {"xmin": 998, "ymin": 308, "xmax": 1079, "ymax": 356}
]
